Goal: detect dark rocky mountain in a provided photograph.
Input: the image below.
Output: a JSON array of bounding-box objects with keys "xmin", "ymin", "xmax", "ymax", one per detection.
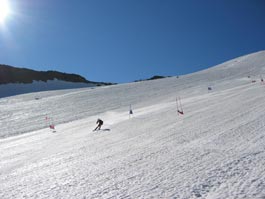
[
  {"xmin": 134, "ymin": 75, "xmax": 171, "ymax": 82},
  {"xmin": 0, "ymin": 64, "xmax": 115, "ymax": 98},
  {"xmin": 0, "ymin": 64, "xmax": 112, "ymax": 86}
]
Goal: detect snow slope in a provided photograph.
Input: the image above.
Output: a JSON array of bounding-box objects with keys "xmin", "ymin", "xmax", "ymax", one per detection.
[
  {"xmin": 0, "ymin": 79, "xmax": 99, "ymax": 98},
  {"xmin": 0, "ymin": 51, "xmax": 265, "ymax": 198}
]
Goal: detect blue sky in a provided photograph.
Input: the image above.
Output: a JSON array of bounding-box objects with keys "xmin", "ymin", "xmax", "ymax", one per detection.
[{"xmin": 0, "ymin": 0, "xmax": 265, "ymax": 83}]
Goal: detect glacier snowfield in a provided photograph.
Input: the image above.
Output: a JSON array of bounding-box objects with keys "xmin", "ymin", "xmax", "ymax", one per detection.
[{"xmin": 1, "ymin": 51, "xmax": 265, "ymax": 198}]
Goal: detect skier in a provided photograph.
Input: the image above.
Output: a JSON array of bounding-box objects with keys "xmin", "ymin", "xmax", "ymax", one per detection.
[{"xmin": 94, "ymin": 118, "xmax": 103, "ymax": 131}]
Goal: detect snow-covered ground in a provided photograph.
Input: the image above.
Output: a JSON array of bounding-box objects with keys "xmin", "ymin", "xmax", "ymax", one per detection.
[
  {"xmin": 0, "ymin": 51, "xmax": 265, "ymax": 198},
  {"xmin": 0, "ymin": 79, "xmax": 98, "ymax": 98}
]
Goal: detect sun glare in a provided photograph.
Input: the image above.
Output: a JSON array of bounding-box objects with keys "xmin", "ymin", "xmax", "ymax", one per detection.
[{"xmin": 0, "ymin": 0, "xmax": 10, "ymax": 24}]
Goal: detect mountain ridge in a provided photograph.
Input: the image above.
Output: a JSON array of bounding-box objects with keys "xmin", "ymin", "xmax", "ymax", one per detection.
[
  {"xmin": 0, "ymin": 64, "xmax": 112, "ymax": 85},
  {"xmin": 0, "ymin": 64, "xmax": 114, "ymax": 98}
]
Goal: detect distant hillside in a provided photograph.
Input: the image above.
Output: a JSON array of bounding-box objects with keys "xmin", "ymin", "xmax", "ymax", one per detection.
[
  {"xmin": 0, "ymin": 64, "xmax": 112, "ymax": 85},
  {"xmin": 135, "ymin": 75, "xmax": 171, "ymax": 82},
  {"xmin": 0, "ymin": 64, "xmax": 114, "ymax": 98}
]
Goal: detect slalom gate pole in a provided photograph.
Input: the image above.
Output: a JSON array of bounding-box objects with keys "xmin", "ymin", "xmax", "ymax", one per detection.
[
  {"xmin": 129, "ymin": 104, "xmax": 131, "ymax": 119},
  {"xmin": 176, "ymin": 97, "xmax": 180, "ymax": 115},
  {"xmin": 179, "ymin": 96, "xmax": 183, "ymax": 113}
]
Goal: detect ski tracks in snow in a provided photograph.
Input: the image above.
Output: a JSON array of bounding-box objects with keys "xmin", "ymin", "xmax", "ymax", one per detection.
[{"xmin": 1, "ymin": 75, "xmax": 265, "ymax": 198}]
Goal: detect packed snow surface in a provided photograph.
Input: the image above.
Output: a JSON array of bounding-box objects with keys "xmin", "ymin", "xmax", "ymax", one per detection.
[
  {"xmin": 0, "ymin": 79, "xmax": 97, "ymax": 98},
  {"xmin": 1, "ymin": 51, "xmax": 265, "ymax": 198}
]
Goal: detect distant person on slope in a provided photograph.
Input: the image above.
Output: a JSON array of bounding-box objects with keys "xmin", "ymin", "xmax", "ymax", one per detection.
[{"xmin": 94, "ymin": 118, "xmax": 103, "ymax": 131}]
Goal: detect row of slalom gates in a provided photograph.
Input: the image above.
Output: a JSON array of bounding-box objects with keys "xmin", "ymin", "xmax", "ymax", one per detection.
[
  {"xmin": 129, "ymin": 99, "xmax": 184, "ymax": 118},
  {"xmin": 175, "ymin": 75, "xmax": 265, "ymax": 117},
  {"xmin": 44, "ymin": 100, "xmax": 183, "ymax": 132},
  {"xmin": 45, "ymin": 105, "xmax": 135, "ymax": 132},
  {"xmin": 45, "ymin": 75, "xmax": 265, "ymax": 131}
]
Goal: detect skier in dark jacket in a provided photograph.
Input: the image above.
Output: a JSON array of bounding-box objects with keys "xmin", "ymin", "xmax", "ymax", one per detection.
[{"xmin": 94, "ymin": 118, "xmax": 103, "ymax": 131}]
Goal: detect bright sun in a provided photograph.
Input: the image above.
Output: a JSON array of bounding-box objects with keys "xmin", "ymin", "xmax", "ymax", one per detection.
[{"xmin": 0, "ymin": 0, "xmax": 10, "ymax": 24}]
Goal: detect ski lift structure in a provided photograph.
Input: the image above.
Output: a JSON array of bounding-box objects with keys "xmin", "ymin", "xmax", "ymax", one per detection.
[{"xmin": 176, "ymin": 96, "xmax": 184, "ymax": 115}]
